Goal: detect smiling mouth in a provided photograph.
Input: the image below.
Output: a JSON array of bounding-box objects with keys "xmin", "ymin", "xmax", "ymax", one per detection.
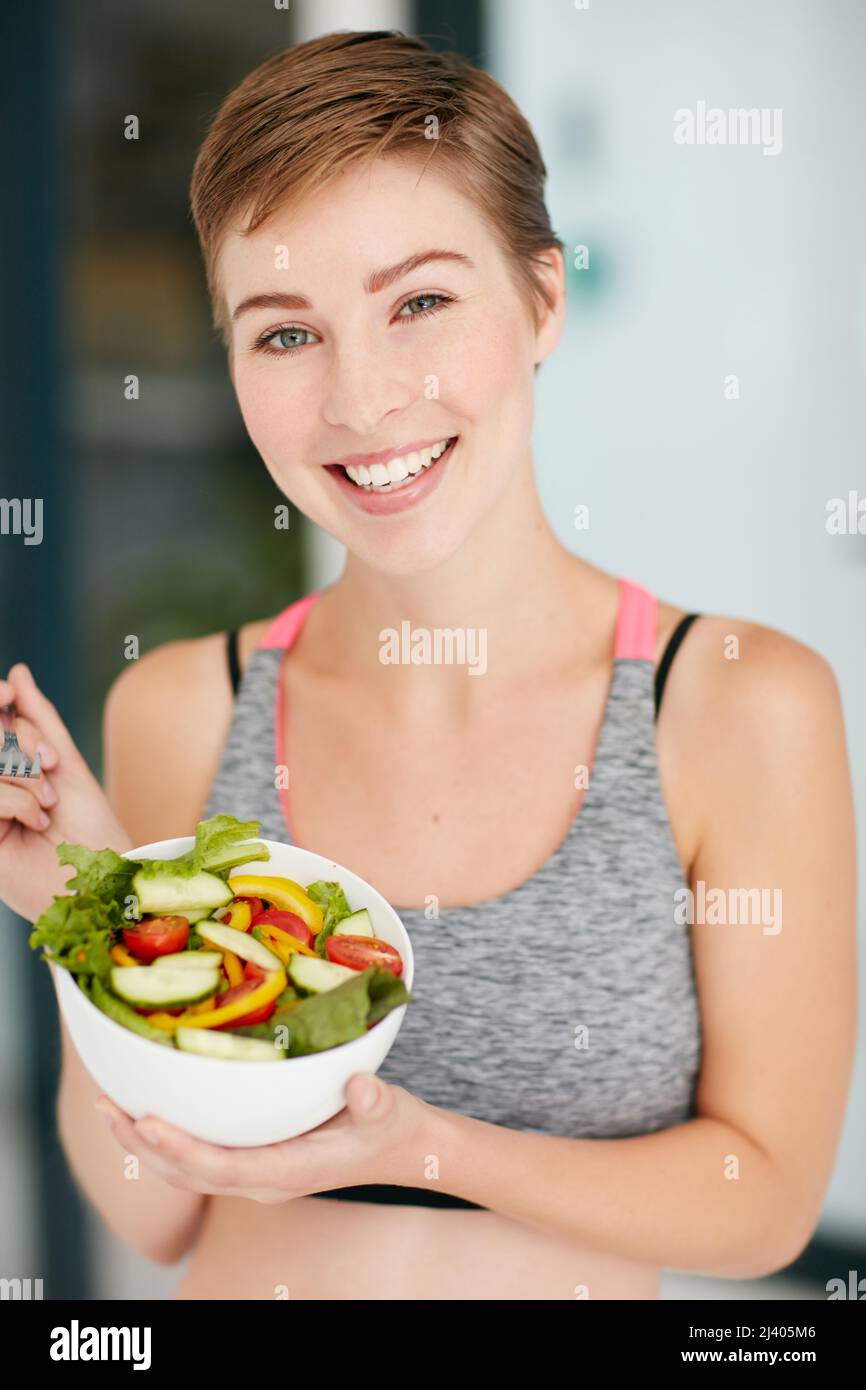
[{"xmin": 328, "ymin": 437, "xmax": 459, "ymax": 493}]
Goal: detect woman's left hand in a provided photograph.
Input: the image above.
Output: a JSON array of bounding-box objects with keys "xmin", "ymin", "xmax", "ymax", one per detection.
[{"xmin": 94, "ymin": 1073, "xmax": 432, "ymax": 1202}]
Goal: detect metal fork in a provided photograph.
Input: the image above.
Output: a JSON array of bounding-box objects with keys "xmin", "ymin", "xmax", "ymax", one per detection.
[{"xmin": 0, "ymin": 702, "xmax": 42, "ymax": 779}]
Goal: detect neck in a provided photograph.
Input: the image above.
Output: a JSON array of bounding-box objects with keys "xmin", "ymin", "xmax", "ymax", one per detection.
[{"xmin": 309, "ymin": 454, "xmax": 611, "ymax": 688}]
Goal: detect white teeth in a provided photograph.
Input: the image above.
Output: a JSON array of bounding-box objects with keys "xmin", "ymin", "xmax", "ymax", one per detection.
[
  {"xmin": 386, "ymin": 456, "xmax": 410, "ymax": 483},
  {"xmin": 344, "ymin": 438, "xmax": 453, "ymax": 490}
]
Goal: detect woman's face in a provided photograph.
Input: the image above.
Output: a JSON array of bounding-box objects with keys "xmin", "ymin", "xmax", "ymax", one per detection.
[{"xmin": 217, "ymin": 155, "xmax": 563, "ymax": 575}]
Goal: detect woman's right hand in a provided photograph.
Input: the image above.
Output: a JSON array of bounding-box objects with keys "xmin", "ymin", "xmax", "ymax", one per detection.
[{"xmin": 0, "ymin": 664, "xmax": 134, "ymax": 924}]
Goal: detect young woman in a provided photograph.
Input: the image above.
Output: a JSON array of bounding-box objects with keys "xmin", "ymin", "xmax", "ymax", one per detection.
[{"xmin": 0, "ymin": 31, "xmax": 856, "ymax": 1301}]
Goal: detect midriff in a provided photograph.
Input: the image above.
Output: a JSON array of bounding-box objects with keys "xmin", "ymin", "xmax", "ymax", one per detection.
[{"xmin": 174, "ymin": 1194, "xmax": 661, "ymax": 1300}]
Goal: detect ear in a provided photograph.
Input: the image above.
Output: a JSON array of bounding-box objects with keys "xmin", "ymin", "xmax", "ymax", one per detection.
[{"xmin": 533, "ymin": 245, "xmax": 567, "ymax": 369}]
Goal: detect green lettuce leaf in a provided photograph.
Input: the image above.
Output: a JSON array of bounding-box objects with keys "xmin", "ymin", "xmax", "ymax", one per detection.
[
  {"xmin": 29, "ymin": 892, "xmax": 123, "ymax": 983},
  {"xmin": 56, "ymin": 844, "xmax": 136, "ymax": 902},
  {"xmin": 306, "ymin": 880, "xmax": 353, "ymax": 955},
  {"xmin": 133, "ymin": 813, "xmax": 269, "ymax": 881}
]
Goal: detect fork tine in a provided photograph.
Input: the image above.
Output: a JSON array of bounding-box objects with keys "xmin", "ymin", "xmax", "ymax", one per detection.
[{"xmin": 0, "ymin": 702, "xmax": 41, "ymax": 778}]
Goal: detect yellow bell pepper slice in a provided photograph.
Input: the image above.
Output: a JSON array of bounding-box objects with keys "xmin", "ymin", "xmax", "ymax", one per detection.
[
  {"xmin": 174, "ymin": 968, "xmax": 287, "ymax": 1030},
  {"xmin": 145, "ymin": 1011, "xmax": 185, "ymax": 1031},
  {"xmin": 190, "ymin": 994, "xmax": 219, "ymax": 1015},
  {"xmin": 258, "ymin": 921, "xmax": 318, "ymax": 959},
  {"xmin": 228, "ymin": 876, "xmax": 324, "ymax": 934},
  {"xmin": 222, "ymin": 948, "xmax": 245, "ymax": 987},
  {"xmin": 110, "ymin": 944, "xmax": 140, "ymax": 967},
  {"xmin": 220, "ymin": 901, "xmax": 252, "ymax": 932}
]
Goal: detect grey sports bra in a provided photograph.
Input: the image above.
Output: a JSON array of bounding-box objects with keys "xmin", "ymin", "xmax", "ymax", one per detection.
[{"xmin": 202, "ymin": 577, "xmax": 703, "ymax": 1209}]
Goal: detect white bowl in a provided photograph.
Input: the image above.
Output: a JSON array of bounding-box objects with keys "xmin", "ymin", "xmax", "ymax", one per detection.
[{"xmin": 52, "ymin": 837, "xmax": 413, "ymax": 1147}]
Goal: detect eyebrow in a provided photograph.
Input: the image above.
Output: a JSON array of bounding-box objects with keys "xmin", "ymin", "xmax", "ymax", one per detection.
[{"xmin": 230, "ymin": 248, "xmax": 476, "ymax": 323}]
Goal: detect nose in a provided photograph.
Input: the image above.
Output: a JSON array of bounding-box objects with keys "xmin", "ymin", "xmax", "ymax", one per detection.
[{"xmin": 321, "ymin": 342, "xmax": 414, "ymax": 434}]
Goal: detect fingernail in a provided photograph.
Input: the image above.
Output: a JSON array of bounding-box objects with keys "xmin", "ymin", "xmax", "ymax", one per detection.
[
  {"xmin": 361, "ymin": 1081, "xmax": 379, "ymax": 1112},
  {"xmin": 137, "ymin": 1124, "xmax": 161, "ymax": 1147},
  {"xmin": 41, "ymin": 778, "xmax": 57, "ymax": 805},
  {"xmin": 94, "ymin": 1100, "xmax": 114, "ymax": 1125},
  {"xmin": 38, "ymin": 811, "xmax": 50, "ymax": 828}
]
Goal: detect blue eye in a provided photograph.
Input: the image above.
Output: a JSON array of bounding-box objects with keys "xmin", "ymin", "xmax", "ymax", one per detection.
[
  {"xmin": 397, "ymin": 292, "xmax": 453, "ymax": 319},
  {"xmin": 257, "ymin": 326, "xmax": 316, "ymax": 356},
  {"xmin": 251, "ymin": 291, "xmax": 456, "ymax": 357}
]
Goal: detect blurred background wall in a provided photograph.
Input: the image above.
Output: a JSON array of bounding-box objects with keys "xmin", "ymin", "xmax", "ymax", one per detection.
[{"xmin": 0, "ymin": 0, "xmax": 862, "ymax": 1301}]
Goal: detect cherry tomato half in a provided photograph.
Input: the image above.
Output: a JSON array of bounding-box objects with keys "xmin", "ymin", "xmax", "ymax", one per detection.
[
  {"xmin": 251, "ymin": 908, "xmax": 313, "ymax": 948},
  {"xmin": 325, "ymin": 935, "xmax": 403, "ymax": 977},
  {"xmin": 213, "ymin": 978, "xmax": 278, "ymax": 1029},
  {"xmin": 122, "ymin": 915, "xmax": 189, "ymax": 963},
  {"xmin": 235, "ymin": 896, "xmax": 264, "ymax": 919}
]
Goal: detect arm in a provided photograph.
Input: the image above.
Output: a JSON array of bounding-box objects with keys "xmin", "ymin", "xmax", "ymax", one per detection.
[
  {"xmin": 412, "ymin": 627, "xmax": 858, "ymax": 1277},
  {"xmin": 57, "ymin": 1013, "xmax": 209, "ymax": 1266},
  {"xmin": 55, "ymin": 636, "xmax": 232, "ymax": 1264}
]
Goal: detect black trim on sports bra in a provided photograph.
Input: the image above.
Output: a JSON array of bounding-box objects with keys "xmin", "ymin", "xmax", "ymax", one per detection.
[
  {"xmin": 654, "ymin": 613, "xmax": 700, "ymax": 720},
  {"xmin": 226, "ymin": 628, "xmax": 241, "ymax": 696},
  {"xmin": 307, "ymin": 1185, "xmax": 483, "ymax": 1209}
]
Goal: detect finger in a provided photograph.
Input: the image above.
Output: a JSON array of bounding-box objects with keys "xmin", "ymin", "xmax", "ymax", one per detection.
[
  {"xmin": 0, "ymin": 781, "xmax": 52, "ymax": 832},
  {"xmin": 101, "ymin": 1108, "xmax": 206, "ymax": 1190},
  {"xmin": 132, "ymin": 1116, "xmax": 244, "ymax": 1188},
  {"xmin": 5, "ymin": 665, "xmax": 78, "ymax": 769},
  {"xmin": 8, "ymin": 711, "xmax": 60, "ymax": 774},
  {"xmin": 0, "ymin": 765, "xmax": 58, "ymax": 812}
]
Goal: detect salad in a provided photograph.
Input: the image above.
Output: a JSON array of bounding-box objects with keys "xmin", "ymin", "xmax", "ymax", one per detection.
[{"xmin": 30, "ymin": 814, "xmax": 411, "ymax": 1061}]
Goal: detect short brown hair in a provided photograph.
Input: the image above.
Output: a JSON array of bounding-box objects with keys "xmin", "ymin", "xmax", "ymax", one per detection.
[{"xmin": 190, "ymin": 29, "xmax": 565, "ymax": 348}]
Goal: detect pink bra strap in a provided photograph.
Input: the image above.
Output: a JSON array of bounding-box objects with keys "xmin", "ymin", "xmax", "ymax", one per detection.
[
  {"xmin": 261, "ymin": 583, "xmax": 654, "ymax": 658},
  {"xmin": 614, "ymin": 577, "xmax": 657, "ymax": 660},
  {"xmin": 259, "ymin": 591, "xmax": 322, "ymax": 650}
]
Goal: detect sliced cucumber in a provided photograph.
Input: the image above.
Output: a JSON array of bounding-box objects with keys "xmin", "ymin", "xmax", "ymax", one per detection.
[
  {"xmin": 174, "ymin": 1027, "xmax": 286, "ymax": 1062},
  {"xmin": 131, "ymin": 868, "xmax": 232, "ymax": 916},
  {"xmin": 197, "ymin": 920, "xmax": 283, "ymax": 972},
  {"xmin": 89, "ymin": 976, "xmax": 174, "ymax": 1046},
  {"xmin": 288, "ymin": 954, "xmax": 357, "ymax": 994},
  {"xmin": 152, "ymin": 950, "xmax": 224, "ymax": 972},
  {"xmin": 110, "ymin": 964, "xmax": 220, "ymax": 1009},
  {"xmin": 333, "ymin": 908, "xmax": 375, "ymax": 938},
  {"xmin": 179, "ymin": 907, "xmax": 214, "ymax": 925}
]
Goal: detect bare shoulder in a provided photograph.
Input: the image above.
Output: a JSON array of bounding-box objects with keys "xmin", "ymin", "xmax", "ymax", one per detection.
[
  {"xmin": 656, "ymin": 602, "xmax": 851, "ymax": 867},
  {"xmin": 659, "ymin": 606, "xmax": 844, "ymax": 732},
  {"xmin": 102, "ymin": 629, "xmax": 243, "ymax": 845}
]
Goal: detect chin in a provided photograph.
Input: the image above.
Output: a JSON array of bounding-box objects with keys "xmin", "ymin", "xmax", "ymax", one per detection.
[{"xmin": 341, "ymin": 526, "xmax": 470, "ymax": 577}]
